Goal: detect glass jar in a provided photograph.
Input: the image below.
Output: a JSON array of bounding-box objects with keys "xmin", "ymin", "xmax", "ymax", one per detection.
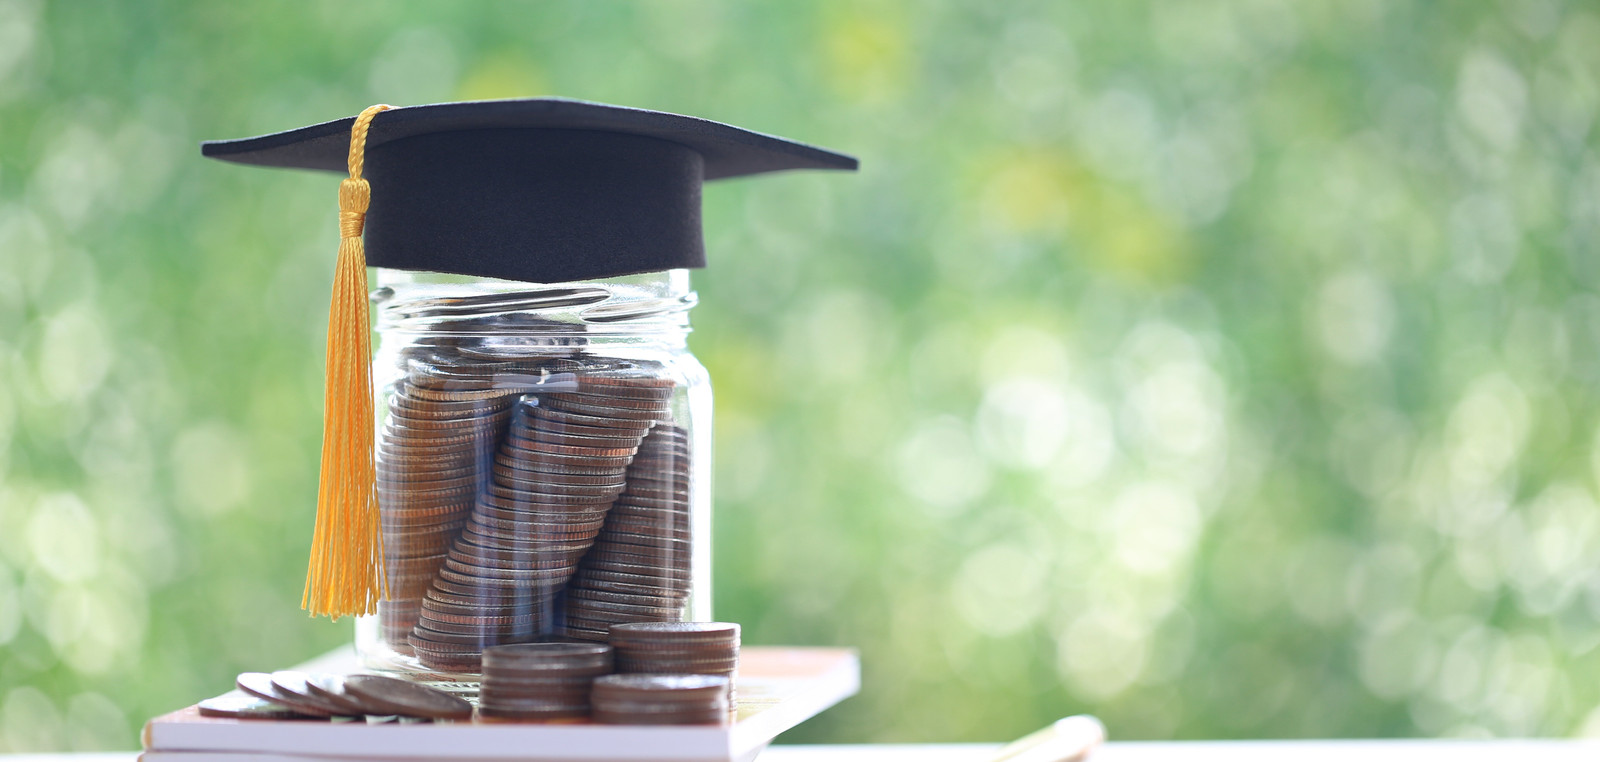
[{"xmin": 354, "ymin": 268, "xmax": 712, "ymax": 680}]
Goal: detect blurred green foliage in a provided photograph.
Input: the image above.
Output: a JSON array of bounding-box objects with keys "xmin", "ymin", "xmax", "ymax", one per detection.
[{"xmin": 2, "ymin": 0, "xmax": 1600, "ymax": 751}]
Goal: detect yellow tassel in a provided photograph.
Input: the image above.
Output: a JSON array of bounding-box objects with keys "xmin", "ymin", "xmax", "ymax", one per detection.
[{"xmin": 303, "ymin": 104, "xmax": 392, "ymax": 620}]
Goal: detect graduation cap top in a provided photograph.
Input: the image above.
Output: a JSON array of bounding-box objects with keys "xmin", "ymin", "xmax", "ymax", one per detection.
[
  {"xmin": 202, "ymin": 97, "xmax": 858, "ymax": 284},
  {"xmin": 202, "ymin": 99, "xmax": 856, "ymax": 620}
]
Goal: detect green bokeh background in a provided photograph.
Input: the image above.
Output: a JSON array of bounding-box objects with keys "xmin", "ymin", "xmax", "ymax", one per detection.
[{"xmin": 3, "ymin": 0, "xmax": 1600, "ymax": 751}]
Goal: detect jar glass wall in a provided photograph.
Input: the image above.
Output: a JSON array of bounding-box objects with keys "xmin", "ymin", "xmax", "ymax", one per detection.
[{"xmin": 355, "ymin": 268, "xmax": 712, "ymax": 681}]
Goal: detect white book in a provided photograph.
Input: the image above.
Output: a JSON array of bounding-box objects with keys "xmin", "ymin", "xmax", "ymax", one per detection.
[{"xmin": 141, "ymin": 647, "xmax": 859, "ymax": 762}]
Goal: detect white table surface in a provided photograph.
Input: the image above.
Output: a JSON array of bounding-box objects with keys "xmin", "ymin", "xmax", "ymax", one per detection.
[
  {"xmin": 762, "ymin": 739, "xmax": 1600, "ymax": 760},
  {"xmin": 6, "ymin": 740, "xmax": 1600, "ymax": 761}
]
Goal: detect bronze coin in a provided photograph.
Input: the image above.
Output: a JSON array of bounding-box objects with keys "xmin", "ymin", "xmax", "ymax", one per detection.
[
  {"xmin": 235, "ymin": 672, "xmax": 336, "ymax": 718},
  {"xmin": 539, "ymin": 397, "xmax": 669, "ymax": 422},
  {"xmin": 467, "ymin": 505, "xmax": 611, "ymax": 528},
  {"xmin": 525, "ymin": 406, "xmax": 656, "ymax": 431},
  {"xmin": 615, "ymin": 655, "xmax": 738, "ymax": 671},
  {"xmin": 473, "ymin": 503, "xmax": 612, "ymax": 527},
  {"xmin": 419, "ymin": 618, "xmax": 543, "ymax": 639},
  {"xmin": 479, "ymin": 691, "xmax": 593, "ymax": 709},
  {"xmin": 476, "ymin": 704, "xmax": 589, "ymax": 721},
  {"xmin": 495, "ymin": 449, "xmax": 636, "ymax": 470},
  {"xmin": 604, "ymin": 507, "xmax": 690, "ymax": 526},
  {"xmin": 437, "ymin": 569, "xmax": 571, "ymax": 591},
  {"xmin": 597, "ymin": 521, "xmax": 692, "ymax": 541},
  {"xmin": 574, "ymin": 374, "xmax": 677, "ymax": 395},
  {"xmin": 422, "ymin": 591, "xmax": 555, "ymax": 615},
  {"xmin": 567, "ymin": 588, "xmax": 682, "ymax": 609},
  {"xmin": 449, "ymin": 545, "xmax": 589, "ymax": 570},
  {"xmin": 542, "ymin": 392, "xmax": 669, "ymax": 412},
  {"xmin": 504, "ymin": 437, "xmax": 640, "ymax": 459},
  {"xmin": 379, "ymin": 473, "xmax": 484, "ymax": 493},
  {"xmin": 485, "ymin": 454, "xmax": 630, "ymax": 478},
  {"xmin": 517, "ymin": 427, "xmax": 644, "ymax": 449},
  {"xmin": 591, "ymin": 673, "xmax": 727, "ymax": 701},
  {"xmin": 421, "ymin": 609, "xmax": 543, "ymax": 628},
  {"xmin": 381, "ymin": 508, "xmax": 473, "ymax": 531},
  {"xmin": 482, "ymin": 642, "xmax": 613, "ymax": 674},
  {"xmin": 384, "ymin": 418, "xmax": 505, "ymax": 441},
  {"xmin": 576, "ymin": 577, "xmax": 689, "ymax": 598},
  {"xmin": 590, "ymin": 707, "xmax": 728, "ymax": 725},
  {"xmin": 606, "ymin": 502, "xmax": 690, "ymax": 520},
  {"xmin": 456, "ymin": 528, "xmax": 600, "ymax": 553},
  {"xmin": 198, "ymin": 694, "xmax": 313, "ymax": 720},
  {"xmin": 407, "ymin": 385, "xmax": 529, "ymax": 403},
  {"xmin": 427, "ymin": 577, "xmax": 560, "ymax": 600},
  {"xmin": 565, "ymin": 597, "xmax": 683, "ymax": 619},
  {"xmin": 441, "ymin": 556, "xmax": 573, "ymax": 579},
  {"xmin": 412, "ymin": 652, "xmax": 482, "ymax": 673},
  {"xmin": 388, "ymin": 404, "xmax": 508, "ymax": 424},
  {"xmin": 609, "ymin": 621, "xmax": 738, "ymax": 638},
  {"xmin": 518, "ymin": 409, "xmax": 651, "ymax": 439},
  {"xmin": 487, "ymin": 475, "xmax": 627, "ymax": 500},
  {"xmin": 564, "ymin": 609, "xmax": 680, "ymax": 628},
  {"xmin": 481, "ymin": 490, "xmax": 622, "ymax": 513},
  {"xmin": 408, "ymin": 623, "xmax": 504, "ymax": 647},
  {"xmin": 578, "ymin": 556, "xmax": 689, "ymax": 579},
  {"xmin": 562, "ymin": 626, "xmax": 611, "ymax": 642},
  {"xmin": 487, "ymin": 468, "xmax": 627, "ymax": 488},
  {"xmin": 482, "ymin": 675, "xmax": 604, "ymax": 694},
  {"xmin": 384, "ymin": 537, "xmax": 461, "ymax": 560},
  {"xmin": 392, "ymin": 391, "xmax": 510, "ymax": 411},
  {"xmin": 342, "ymin": 674, "xmax": 474, "ymax": 720},
  {"xmin": 450, "ymin": 547, "xmax": 591, "ymax": 571},
  {"xmin": 270, "ymin": 671, "xmax": 364, "ymax": 717},
  {"xmin": 582, "ymin": 557, "xmax": 694, "ymax": 579},
  {"xmin": 621, "ymin": 465, "xmax": 692, "ymax": 480}
]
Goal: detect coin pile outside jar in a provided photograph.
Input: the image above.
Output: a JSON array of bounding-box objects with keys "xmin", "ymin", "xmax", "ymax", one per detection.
[
  {"xmin": 478, "ymin": 642, "xmax": 614, "ymax": 721},
  {"xmin": 611, "ymin": 622, "xmax": 739, "ymax": 701},
  {"xmin": 222, "ymin": 671, "xmax": 472, "ymax": 721},
  {"xmin": 361, "ymin": 282, "xmax": 706, "ymax": 675},
  {"xmin": 591, "ymin": 674, "xmax": 731, "ymax": 725}
]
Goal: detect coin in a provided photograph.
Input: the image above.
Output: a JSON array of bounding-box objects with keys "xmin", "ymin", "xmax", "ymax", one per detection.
[
  {"xmin": 538, "ymin": 397, "xmax": 669, "ymax": 422},
  {"xmin": 198, "ymin": 693, "xmax": 314, "ymax": 720},
  {"xmin": 609, "ymin": 622, "xmax": 740, "ymax": 644},
  {"xmin": 477, "ymin": 642, "xmax": 613, "ymax": 721},
  {"xmin": 342, "ymin": 674, "xmax": 474, "ymax": 720},
  {"xmin": 300, "ymin": 674, "xmax": 376, "ymax": 716},
  {"xmin": 234, "ymin": 672, "xmax": 336, "ymax": 718},
  {"xmin": 482, "ymin": 642, "xmax": 613, "ymax": 674},
  {"xmin": 589, "ymin": 674, "xmax": 730, "ymax": 726},
  {"xmin": 525, "ymin": 406, "xmax": 656, "ymax": 431}
]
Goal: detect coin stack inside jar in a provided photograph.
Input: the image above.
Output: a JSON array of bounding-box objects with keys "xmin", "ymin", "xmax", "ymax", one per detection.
[
  {"xmin": 590, "ymin": 674, "xmax": 731, "ymax": 725},
  {"xmin": 478, "ymin": 642, "xmax": 614, "ymax": 721},
  {"xmin": 378, "ymin": 358, "xmax": 526, "ymax": 654},
  {"xmin": 373, "ymin": 342, "xmax": 694, "ymax": 672},
  {"xmin": 610, "ymin": 622, "xmax": 739, "ymax": 701},
  {"xmin": 562, "ymin": 425, "xmax": 693, "ymax": 641}
]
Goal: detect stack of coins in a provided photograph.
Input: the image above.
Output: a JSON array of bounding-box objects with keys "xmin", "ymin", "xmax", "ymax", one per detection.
[
  {"xmin": 590, "ymin": 674, "xmax": 730, "ymax": 725},
  {"xmin": 562, "ymin": 425, "xmax": 693, "ymax": 641},
  {"xmin": 478, "ymin": 642, "xmax": 614, "ymax": 721},
  {"xmin": 377, "ymin": 357, "xmax": 526, "ymax": 652},
  {"xmin": 407, "ymin": 365, "xmax": 676, "ymax": 671},
  {"xmin": 609, "ymin": 622, "xmax": 739, "ymax": 701}
]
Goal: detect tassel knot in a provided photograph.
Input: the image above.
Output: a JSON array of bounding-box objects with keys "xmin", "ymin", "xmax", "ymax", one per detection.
[{"xmin": 338, "ymin": 178, "xmax": 370, "ymax": 238}]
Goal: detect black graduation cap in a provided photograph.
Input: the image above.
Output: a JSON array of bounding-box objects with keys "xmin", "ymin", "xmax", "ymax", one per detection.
[
  {"xmin": 203, "ymin": 99, "xmax": 855, "ymax": 620},
  {"xmin": 202, "ymin": 97, "xmax": 858, "ymax": 284}
]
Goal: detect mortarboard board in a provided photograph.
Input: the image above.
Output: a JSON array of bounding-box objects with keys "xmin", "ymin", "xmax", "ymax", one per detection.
[
  {"xmin": 202, "ymin": 99, "xmax": 856, "ymax": 619},
  {"xmin": 203, "ymin": 97, "xmax": 858, "ymax": 284}
]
